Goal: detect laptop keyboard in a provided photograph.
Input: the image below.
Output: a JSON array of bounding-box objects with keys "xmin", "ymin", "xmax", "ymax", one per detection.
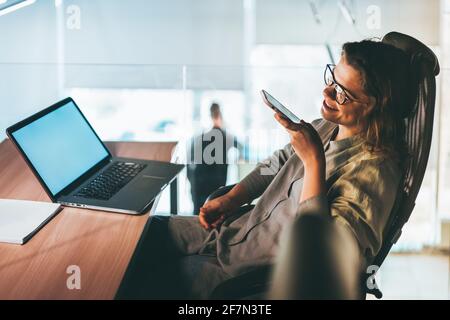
[{"xmin": 74, "ymin": 161, "xmax": 147, "ymax": 201}]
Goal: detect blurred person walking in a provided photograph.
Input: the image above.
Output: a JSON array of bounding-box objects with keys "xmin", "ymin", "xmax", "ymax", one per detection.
[{"xmin": 187, "ymin": 103, "xmax": 242, "ymax": 215}]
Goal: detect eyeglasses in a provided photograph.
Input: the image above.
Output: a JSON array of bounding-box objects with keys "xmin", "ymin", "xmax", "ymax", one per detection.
[{"xmin": 324, "ymin": 64, "xmax": 354, "ymax": 105}]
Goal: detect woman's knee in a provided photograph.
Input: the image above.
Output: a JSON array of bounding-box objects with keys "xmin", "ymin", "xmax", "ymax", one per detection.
[{"xmin": 167, "ymin": 215, "xmax": 211, "ymax": 255}]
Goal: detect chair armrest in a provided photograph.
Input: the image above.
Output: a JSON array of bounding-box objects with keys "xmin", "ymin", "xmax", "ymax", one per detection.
[
  {"xmin": 205, "ymin": 184, "xmax": 255, "ymax": 225},
  {"xmin": 211, "ymin": 214, "xmax": 363, "ymax": 300},
  {"xmin": 205, "ymin": 184, "xmax": 236, "ymax": 202},
  {"xmin": 269, "ymin": 214, "xmax": 362, "ymax": 299}
]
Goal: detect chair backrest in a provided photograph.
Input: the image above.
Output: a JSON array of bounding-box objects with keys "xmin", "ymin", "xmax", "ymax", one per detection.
[{"xmin": 370, "ymin": 32, "xmax": 440, "ymax": 270}]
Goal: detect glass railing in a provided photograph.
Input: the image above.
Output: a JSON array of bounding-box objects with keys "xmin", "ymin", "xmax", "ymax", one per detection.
[{"xmin": 0, "ymin": 63, "xmax": 325, "ymax": 160}]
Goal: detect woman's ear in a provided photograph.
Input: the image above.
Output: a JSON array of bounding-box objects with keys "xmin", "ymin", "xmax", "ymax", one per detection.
[{"xmin": 361, "ymin": 96, "xmax": 377, "ymax": 118}]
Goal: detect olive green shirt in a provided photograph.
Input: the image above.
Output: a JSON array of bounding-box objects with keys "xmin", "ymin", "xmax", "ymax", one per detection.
[{"xmin": 169, "ymin": 118, "xmax": 401, "ymax": 277}]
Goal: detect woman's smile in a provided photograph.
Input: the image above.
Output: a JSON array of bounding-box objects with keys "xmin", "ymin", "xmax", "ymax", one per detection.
[{"xmin": 322, "ymin": 100, "xmax": 339, "ymax": 112}]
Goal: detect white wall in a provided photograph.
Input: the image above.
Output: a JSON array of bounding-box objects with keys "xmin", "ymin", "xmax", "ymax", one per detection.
[
  {"xmin": 0, "ymin": 0, "xmax": 442, "ymax": 139},
  {"xmin": 64, "ymin": 0, "xmax": 243, "ymax": 66},
  {"xmin": 256, "ymin": 0, "xmax": 440, "ymax": 45},
  {"xmin": 0, "ymin": 0, "xmax": 60, "ymax": 139},
  {"xmin": 63, "ymin": 0, "xmax": 245, "ymax": 90}
]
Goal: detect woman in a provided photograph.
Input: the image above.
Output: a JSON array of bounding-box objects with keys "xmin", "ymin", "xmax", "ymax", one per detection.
[{"xmin": 117, "ymin": 39, "xmax": 416, "ymax": 299}]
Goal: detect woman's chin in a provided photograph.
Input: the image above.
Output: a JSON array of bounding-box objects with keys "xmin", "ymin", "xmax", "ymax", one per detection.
[{"xmin": 321, "ymin": 105, "xmax": 336, "ymax": 121}]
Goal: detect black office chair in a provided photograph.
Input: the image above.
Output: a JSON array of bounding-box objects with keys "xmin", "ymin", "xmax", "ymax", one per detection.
[{"xmin": 207, "ymin": 31, "xmax": 440, "ymax": 299}]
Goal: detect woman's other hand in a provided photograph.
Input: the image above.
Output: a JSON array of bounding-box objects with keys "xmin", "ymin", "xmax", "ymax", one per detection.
[{"xmin": 199, "ymin": 194, "xmax": 240, "ymax": 230}]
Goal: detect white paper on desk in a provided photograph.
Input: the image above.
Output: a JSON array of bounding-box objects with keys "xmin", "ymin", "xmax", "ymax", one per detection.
[{"xmin": 0, "ymin": 199, "xmax": 61, "ymax": 245}]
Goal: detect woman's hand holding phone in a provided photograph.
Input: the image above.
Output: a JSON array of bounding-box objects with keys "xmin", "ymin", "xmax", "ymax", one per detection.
[
  {"xmin": 274, "ymin": 112, "xmax": 324, "ymax": 169},
  {"xmin": 261, "ymin": 88, "xmax": 325, "ymax": 177},
  {"xmin": 274, "ymin": 113, "xmax": 327, "ymax": 204},
  {"xmin": 261, "ymin": 89, "xmax": 326, "ymax": 204}
]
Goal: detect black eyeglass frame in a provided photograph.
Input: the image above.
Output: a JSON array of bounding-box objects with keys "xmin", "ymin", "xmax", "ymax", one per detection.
[{"xmin": 324, "ymin": 63, "xmax": 359, "ymax": 105}]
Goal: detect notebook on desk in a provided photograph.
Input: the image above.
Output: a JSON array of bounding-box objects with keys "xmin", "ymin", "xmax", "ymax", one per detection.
[{"xmin": 0, "ymin": 199, "xmax": 62, "ymax": 245}]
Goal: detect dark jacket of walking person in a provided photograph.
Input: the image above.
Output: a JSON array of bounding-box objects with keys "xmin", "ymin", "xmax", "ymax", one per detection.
[{"xmin": 187, "ymin": 103, "xmax": 241, "ymax": 215}]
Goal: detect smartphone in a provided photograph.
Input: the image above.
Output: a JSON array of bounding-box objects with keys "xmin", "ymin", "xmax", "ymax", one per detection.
[{"xmin": 261, "ymin": 89, "xmax": 301, "ymax": 124}]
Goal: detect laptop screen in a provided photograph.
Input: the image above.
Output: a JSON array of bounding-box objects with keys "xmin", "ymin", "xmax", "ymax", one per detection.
[{"xmin": 11, "ymin": 101, "xmax": 109, "ymax": 196}]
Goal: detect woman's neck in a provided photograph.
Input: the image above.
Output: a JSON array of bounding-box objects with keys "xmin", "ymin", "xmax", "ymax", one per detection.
[{"xmin": 335, "ymin": 124, "xmax": 362, "ymax": 141}]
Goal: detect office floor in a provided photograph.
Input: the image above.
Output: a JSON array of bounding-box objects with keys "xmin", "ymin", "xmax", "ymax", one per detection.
[{"xmin": 369, "ymin": 253, "xmax": 450, "ymax": 300}]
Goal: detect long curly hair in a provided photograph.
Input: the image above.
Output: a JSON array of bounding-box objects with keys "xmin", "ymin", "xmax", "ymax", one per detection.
[{"xmin": 342, "ymin": 40, "xmax": 418, "ymax": 163}]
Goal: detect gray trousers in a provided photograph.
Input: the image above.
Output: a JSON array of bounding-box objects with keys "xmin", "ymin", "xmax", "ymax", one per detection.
[{"xmin": 116, "ymin": 215, "xmax": 231, "ymax": 299}]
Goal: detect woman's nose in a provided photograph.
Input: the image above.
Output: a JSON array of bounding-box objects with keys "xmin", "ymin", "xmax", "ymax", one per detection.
[{"xmin": 323, "ymin": 86, "xmax": 335, "ymax": 100}]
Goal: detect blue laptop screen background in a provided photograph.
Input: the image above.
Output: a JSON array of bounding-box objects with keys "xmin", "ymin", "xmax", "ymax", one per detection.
[{"xmin": 12, "ymin": 101, "xmax": 109, "ymax": 196}]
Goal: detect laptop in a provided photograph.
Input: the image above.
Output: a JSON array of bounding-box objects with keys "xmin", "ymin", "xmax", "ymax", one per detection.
[{"xmin": 6, "ymin": 97, "xmax": 184, "ymax": 215}]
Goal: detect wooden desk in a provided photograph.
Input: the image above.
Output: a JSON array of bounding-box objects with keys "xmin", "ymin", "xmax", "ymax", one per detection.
[{"xmin": 0, "ymin": 139, "xmax": 177, "ymax": 299}]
